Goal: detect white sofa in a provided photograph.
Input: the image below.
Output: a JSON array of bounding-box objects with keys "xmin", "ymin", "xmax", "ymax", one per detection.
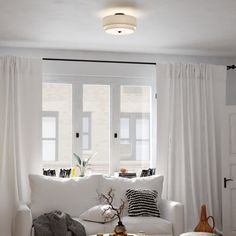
[{"xmin": 15, "ymin": 174, "xmax": 184, "ymax": 236}]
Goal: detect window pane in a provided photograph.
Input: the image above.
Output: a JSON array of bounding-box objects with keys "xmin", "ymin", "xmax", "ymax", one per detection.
[
  {"xmin": 120, "ymin": 85, "xmax": 151, "ymax": 173},
  {"xmin": 43, "ymin": 140, "xmax": 56, "ymax": 161},
  {"xmin": 136, "ymin": 119, "xmax": 150, "ymax": 140},
  {"xmin": 121, "ymin": 86, "xmax": 150, "ymax": 113},
  {"xmin": 120, "ymin": 118, "xmax": 129, "ymax": 139},
  {"xmin": 43, "ymin": 83, "xmax": 72, "ymax": 164},
  {"xmin": 82, "ymin": 134, "xmax": 89, "ymax": 150},
  {"xmin": 42, "ymin": 117, "xmax": 56, "ymax": 138},
  {"xmin": 83, "ymin": 84, "xmax": 110, "ymax": 174},
  {"xmin": 120, "ymin": 139, "xmax": 130, "ymax": 144},
  {"xmin": 83, "ymin": 116, "xmax": 89, "ymax": 133},
  {"xmin": 136, "ymin": 140, "xmax": 149, "ymax": 161},
  {"xmin": 120, "ymin": 143, "xmax": 132, "ymax": 160}
]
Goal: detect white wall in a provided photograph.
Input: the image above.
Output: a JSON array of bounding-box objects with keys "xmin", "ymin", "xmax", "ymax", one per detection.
[
  {"xmin": 0, "ymin": 46, "xmax": 234, "ymax": 65},
  {"xmin": 0, "ymin": 46, "xmax": 235, "ymax": 104}
]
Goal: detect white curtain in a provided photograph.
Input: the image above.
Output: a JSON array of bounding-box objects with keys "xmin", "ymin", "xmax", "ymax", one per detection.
[
  {"xmin": 156, "ymin": 63, "xmax": 226, "ymax": 231},
  {"xmin": 0, "ymin": 56, "xmax": 42, "ymax": 236}
]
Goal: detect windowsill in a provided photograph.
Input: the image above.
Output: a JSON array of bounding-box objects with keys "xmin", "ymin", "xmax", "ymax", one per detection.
[{"xmin": 43, "ymin": 161, "xmax": 71, "ymax": 168}]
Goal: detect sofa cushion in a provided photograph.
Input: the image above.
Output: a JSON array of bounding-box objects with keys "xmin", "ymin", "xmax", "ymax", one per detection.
[
  {"xmin": 29, "ymin": 174, "xmax": 102, "ymax": 218},
  {"xmin": 80, "ymin": 205, "xmax": 117, "ymax": 223},
  {"xmin": 126, "ymin": 189, "xmax": 160, "ymax": 217},
  {"xmin": 122, "ymin": 216, "xmax": 172, "ymax": 235},
  {"xmin": 100, "ymin": 175, "xmax": 164, "ymax": 215}
]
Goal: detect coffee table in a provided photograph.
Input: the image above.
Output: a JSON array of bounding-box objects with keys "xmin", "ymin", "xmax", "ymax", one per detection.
[{"xmin": 91, "ymin": 234, "xmax": 138, "ymax": 236}]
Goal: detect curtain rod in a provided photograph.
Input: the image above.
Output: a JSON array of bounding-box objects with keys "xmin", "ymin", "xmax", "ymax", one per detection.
[
  {"xmin": 42, "ymin": 57, "xmax": 156, "ymax": 66},
  {"xmin": 42, "ymin": 58, "xmax": 235, "ymax": 70},
  {"xmin": 227, "ymin": 65, "xmax": 236, "ymax": 70}
]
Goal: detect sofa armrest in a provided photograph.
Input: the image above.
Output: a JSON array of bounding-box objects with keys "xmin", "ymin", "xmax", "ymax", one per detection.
[
  {"xmin": 14, "ymin": 203, "xmax": 32, "ymax": 236},
  {"xmin": 159, "ymin": 199, "xmax": 184, "ymax": 236}
]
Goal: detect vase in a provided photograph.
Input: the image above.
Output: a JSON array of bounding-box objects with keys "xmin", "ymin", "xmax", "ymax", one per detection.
[
  {"xmin": 114, "ymin": 221, "xmax": 127, "ymax": 236},
  {"xmin": 79, "ymin": 167, "xmax": 85, "ymax": 177},
  {"xmin": 194, "ymin": 204, "xmax": 215, "ymax": 233}
]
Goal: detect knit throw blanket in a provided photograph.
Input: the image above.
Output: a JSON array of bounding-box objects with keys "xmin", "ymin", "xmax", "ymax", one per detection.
[{"xmin": 33, "ymin": 210, "xmax": 86, "ymax": 236}]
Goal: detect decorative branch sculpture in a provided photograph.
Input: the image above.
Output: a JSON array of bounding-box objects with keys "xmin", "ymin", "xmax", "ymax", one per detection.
[{"xmin": 99, "ymin": 188, "xmax": 125, "ymax": 224}]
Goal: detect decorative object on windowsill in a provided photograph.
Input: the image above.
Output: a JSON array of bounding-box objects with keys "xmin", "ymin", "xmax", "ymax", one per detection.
[
  {"xmin": 59, "ymin": 168, "xmax": 71, "ymax": 178},
  {"xmin": 194, "ymin": 204, "xmax": 215, "ymax": 233},
  {"xmin": 140, "ymin": 168, "xmax": 156, "ymax": 177},
  {"xmin": 120, "ymin": 168, "xmax": 127, "ymax": 174},
  {"xmin": 119, "ymin": 172, "xmax": 136, "ymax": 179},
  {"xmin": 71, "ymin": 166, "xmax": 76, "ymax": 177},
  {"xmin": 99, "ymin": 189, "xmax": 127, "ymax": 236},
  {"xmin": 73, "ymin": 152, "xmax": 97, "ymax": 177},
  {"xmin": 43, "ymin": 169, "xmax": 56, "ymax": 176}
]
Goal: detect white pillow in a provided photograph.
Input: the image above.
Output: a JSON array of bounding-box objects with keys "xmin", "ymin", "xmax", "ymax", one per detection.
[
  {"xmin": 29, "ymin": 174, "xmax": 102, "ymax": 218},
  {"xmin": 80, "ymin": 205, "xmax": 117, "ymax": 223}
]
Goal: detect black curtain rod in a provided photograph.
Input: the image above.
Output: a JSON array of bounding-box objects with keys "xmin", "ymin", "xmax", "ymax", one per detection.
[
  {"xmin": 42, "ymin": 58, "xmax": 236, "ymax": 70},
  {"xmin": 227, "ymin": 65, "xmax": 236, "ymax": 70},
  {"xmin": 42, "ymin": 57, "xmax": 156, "ymax": 65}
]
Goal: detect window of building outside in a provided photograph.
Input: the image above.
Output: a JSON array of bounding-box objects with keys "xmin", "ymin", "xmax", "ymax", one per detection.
[
  {"xmin": 82, "ymin": 112, "xmax": 91, "ymax": 151},
  {"xmin": 120, "ymin": 113, "xmax": 150, "ymax": 161},
  {"xmin": 42, "ymin": 112, "xmax": 58, "ymax": 161}
]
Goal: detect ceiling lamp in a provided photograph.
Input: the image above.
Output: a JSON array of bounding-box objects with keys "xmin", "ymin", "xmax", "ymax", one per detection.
[{"xmin": 103, "ymin": 13, "xmax": 136, "ymax": 35}]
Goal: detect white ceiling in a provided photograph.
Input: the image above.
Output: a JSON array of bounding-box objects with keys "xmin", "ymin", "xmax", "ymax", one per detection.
[{"xmin": 0, "ymin": 0, "xmax": 236, "ymax": 56}]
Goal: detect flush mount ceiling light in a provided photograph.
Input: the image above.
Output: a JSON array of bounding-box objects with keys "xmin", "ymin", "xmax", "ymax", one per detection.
[{"xmin": 103, "ymin": 13, "xmax": 136, "ymax": 35}]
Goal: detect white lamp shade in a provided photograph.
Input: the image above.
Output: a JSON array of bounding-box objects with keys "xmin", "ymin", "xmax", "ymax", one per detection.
[{"xmin": 103, "ymin": 14, "xmax": 136, "ymax": 35}]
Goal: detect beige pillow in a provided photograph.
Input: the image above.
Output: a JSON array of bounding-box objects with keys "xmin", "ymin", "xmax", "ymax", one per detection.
[{"xmin": 80, "ymin": 205, "xmax": 117, "ymax": 223}]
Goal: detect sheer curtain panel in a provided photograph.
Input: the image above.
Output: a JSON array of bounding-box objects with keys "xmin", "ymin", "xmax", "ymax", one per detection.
[
  {"xmin": 0, "ymin": 56, "xmax": 42, "ymax": 236},
  {"xmin": 156, "ymin": 63, "xmax": 226, "ymax": 231}
]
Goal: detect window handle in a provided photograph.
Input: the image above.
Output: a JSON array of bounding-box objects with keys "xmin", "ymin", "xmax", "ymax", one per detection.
[
  {"xmin": 114, "ymin": 133, "xmax": 118, "ymax": 138},
  {"xmin": 76, "ymin": 133, "xmax": 80, "ymax": 138}
]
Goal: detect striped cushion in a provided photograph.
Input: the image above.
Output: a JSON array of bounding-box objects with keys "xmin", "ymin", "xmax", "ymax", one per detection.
[{"xmin": 126, "ymin": 189, "xmax": 160, "ymax": 217}]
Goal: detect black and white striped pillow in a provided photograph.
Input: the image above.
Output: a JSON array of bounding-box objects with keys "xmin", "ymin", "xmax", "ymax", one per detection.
[{"xmin": 126, "ymin": 189, "xmax": 160, "ymax": 217}]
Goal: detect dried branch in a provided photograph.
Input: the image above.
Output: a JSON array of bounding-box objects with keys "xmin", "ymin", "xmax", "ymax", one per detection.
[
  {"xmin": 101, "ymin": 206, "xmax": 117, "ymax": 221},
  {"xmin": 98, "ymin": 188, "xmax": 125, "ymax": 223}
]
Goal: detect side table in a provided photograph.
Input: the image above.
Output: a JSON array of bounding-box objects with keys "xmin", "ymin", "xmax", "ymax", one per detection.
[{"xmin": 180, "ymin": 233, "xmax": 217, "ymax": 236}]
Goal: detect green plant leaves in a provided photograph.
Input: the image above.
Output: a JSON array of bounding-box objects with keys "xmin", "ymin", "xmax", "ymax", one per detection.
[
  {"xmin": 73, "ymin": 152, "xmax": 98, "ymax": 169},
  {"xmin": 73, "ymin": 153, "xmax": 82, "ymax": 166}
]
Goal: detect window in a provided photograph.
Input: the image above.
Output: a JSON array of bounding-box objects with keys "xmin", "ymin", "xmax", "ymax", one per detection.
[
  {"xmin": 42, "ymin": 64, "xmax": 156, "ymax": 175},
  {"xmin": 42, "ymin": 112, "xmax": 58, "ymax": 161}
]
